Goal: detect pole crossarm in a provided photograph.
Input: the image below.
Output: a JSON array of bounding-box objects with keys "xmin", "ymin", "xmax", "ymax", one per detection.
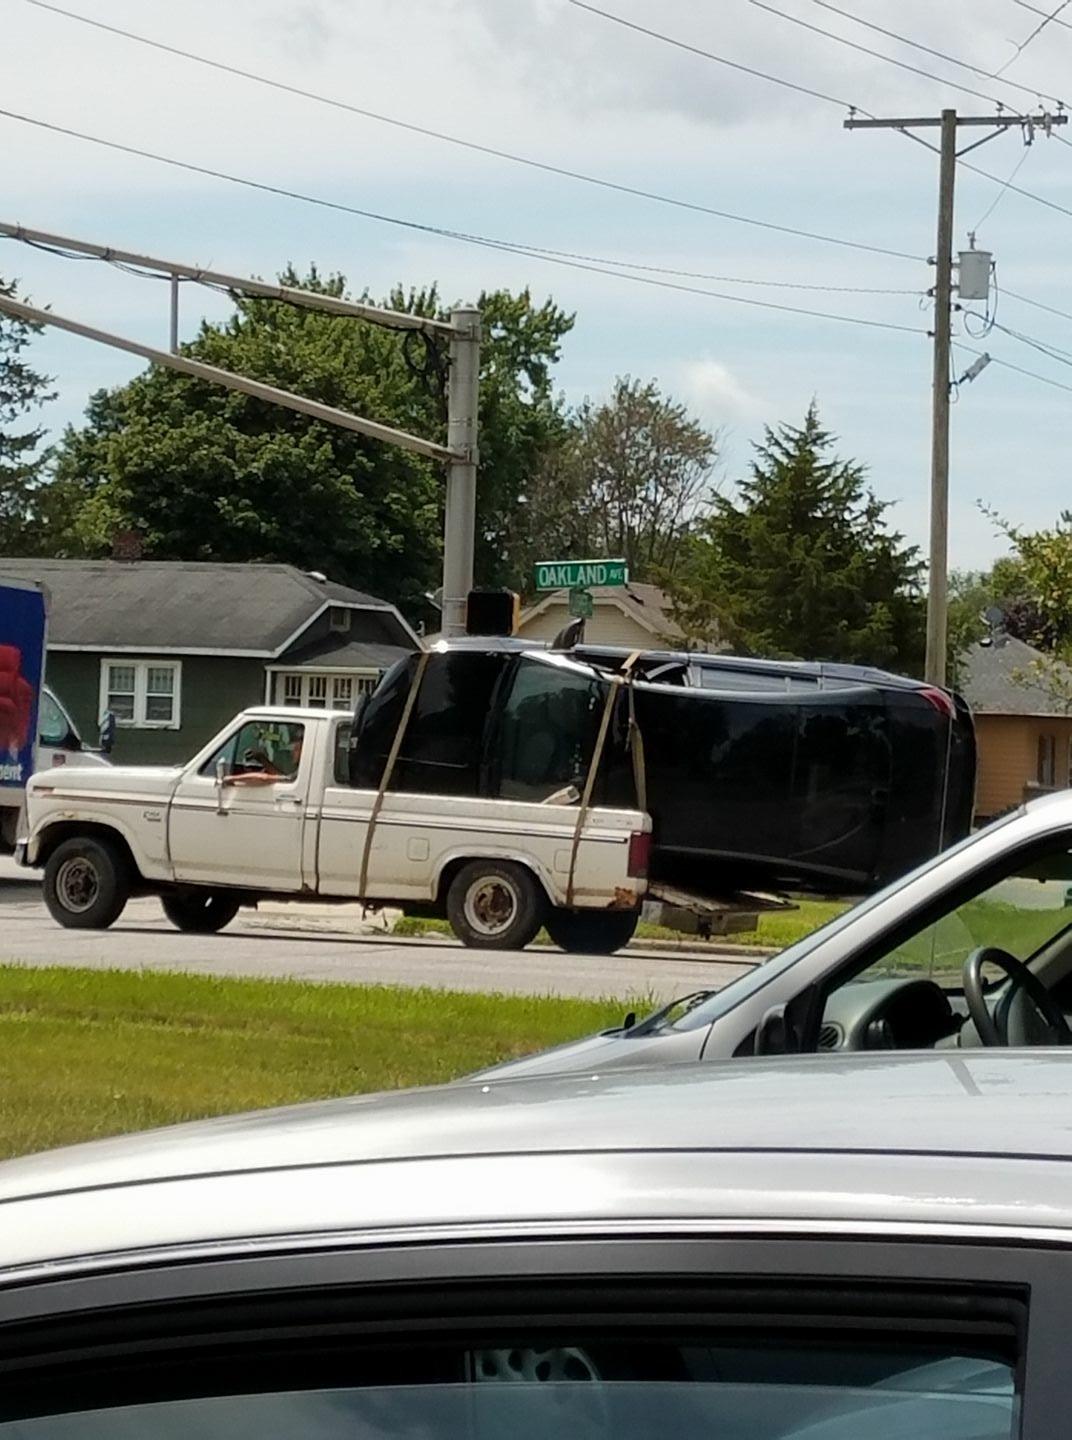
[
  {"xmin": 0, "ymin": 291, "xmax": 460, "ymax": 464},
  {"xmin": 845, "ymin": 113, "xmax": 1067, "ymax": 129},
  {"xmin": 0, "ymin": 220, "xmax": 461, "ymax": 339}
]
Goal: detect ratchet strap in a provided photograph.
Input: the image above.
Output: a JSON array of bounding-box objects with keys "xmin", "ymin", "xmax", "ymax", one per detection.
[
  {"xmin": 358, "ymin": 649, "xmax": 430, "ymax": 902},
  {"xmin": 565, "ymin": 650, "xmax": 643, "ymax": 908}
]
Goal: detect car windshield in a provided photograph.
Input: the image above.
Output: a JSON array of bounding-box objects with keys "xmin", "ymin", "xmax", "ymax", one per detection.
[{"xmin": 655, "ymin": 807, "xmax": 1028, "ymax": 1033}]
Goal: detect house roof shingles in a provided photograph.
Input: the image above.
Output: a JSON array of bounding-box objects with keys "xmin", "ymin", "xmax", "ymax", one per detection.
[
  {"xmin": 959, "ymin": 634, "xmax": 1072, "ymax": 717},
  {"xmin": 0, "ymin": 560, "xmax": 406, "ymax": 656}
]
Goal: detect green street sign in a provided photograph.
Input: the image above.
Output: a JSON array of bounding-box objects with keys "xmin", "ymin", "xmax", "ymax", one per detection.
[
  {"xmin": 534, "ymin": 558, "xmax": 628, "ymax": 591},
  {"xmin": 569, "ymin": 587, "xmax": 594, "ymax": 619}
]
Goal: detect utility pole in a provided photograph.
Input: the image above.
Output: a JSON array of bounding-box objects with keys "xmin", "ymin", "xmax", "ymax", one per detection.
[
  {"xmin": 845, "ymin": 108, "xmax": 1066, "ymax": 688},
  {"xmin": 928, "ymin": 108, "xmax": 957, "ymax": 691}
]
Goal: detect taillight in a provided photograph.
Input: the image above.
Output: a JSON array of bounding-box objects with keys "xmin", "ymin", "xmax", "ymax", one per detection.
[
  {"xmin": 628, "ymin": 830, "xmax": 651, "ymax": 878},
  {"xmin": 920, "ymin": 686, "xmax": 956, "ymax": 720}
]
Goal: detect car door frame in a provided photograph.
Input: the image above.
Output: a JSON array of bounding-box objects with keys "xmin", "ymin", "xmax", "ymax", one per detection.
[{"xmin": 0, "ymin": 1229, "xmax": 1064, "ymax": 1437}]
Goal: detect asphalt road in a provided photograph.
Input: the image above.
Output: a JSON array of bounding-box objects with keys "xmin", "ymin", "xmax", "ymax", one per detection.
[{"xmin": 0, "ymin": 861, "xmax": 757, "ymax": 1002}]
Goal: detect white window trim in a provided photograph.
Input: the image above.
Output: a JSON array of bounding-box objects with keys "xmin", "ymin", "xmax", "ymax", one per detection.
[
  {"xmin": 270, "ymin": 669, "xmax": 379, "ymax": 708},
  {"xmin": 99, "ymin": 659, "xmax": 183, "ymax": 730}
]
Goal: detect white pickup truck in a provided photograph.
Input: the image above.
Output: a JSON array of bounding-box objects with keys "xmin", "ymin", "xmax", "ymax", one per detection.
[{"xmin": 18, "ymin": 705, "xmax": 651, "ymax": 953}]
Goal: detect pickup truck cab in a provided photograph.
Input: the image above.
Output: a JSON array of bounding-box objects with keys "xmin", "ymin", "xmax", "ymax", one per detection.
[{"xmin": 19, "ymin": 706, "xmax": 650, "ymax": 952}]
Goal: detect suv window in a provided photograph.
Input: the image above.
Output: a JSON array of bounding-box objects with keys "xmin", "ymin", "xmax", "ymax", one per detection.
[{"xmin": 493, "ymin": 657, "xmax": 605, "ymax": 802}]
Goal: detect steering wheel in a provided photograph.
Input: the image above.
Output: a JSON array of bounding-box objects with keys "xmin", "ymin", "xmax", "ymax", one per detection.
[{"xmin": 962, "ymin": 946, "xmax": 1072, "ymax": 1047}]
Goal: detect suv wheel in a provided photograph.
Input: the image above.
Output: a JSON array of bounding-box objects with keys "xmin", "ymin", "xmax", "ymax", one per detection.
[{"xmin": 544, "ymin": 908, "xmax": 640, "ymax": 955}]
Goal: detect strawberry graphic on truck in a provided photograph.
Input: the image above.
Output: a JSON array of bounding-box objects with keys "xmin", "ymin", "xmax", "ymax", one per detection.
[
  {"xmin": 0, "ymin": 579, "xmax": 48, "ymax": 851},
  {"xmin": 0, "ymin": 645, "xmax": 35, "ymax": 763}
]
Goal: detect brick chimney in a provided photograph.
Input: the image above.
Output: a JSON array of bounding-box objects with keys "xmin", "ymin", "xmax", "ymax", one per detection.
[{"xmin": 111, "ymin": 529, "xmax": 144, "ymax": 562}]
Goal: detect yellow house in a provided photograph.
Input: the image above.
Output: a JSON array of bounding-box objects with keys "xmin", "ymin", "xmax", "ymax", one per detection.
[
  {"xmin": 517, "ymin": 583, "xmax": 720, "ymax": 651},
  {"xmin": 959, "ymin": 635, "xmax": 1072, "ymax": 822}
]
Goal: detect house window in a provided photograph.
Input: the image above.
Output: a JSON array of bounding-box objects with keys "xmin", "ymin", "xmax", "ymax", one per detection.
[
  {"xmin": 274, "ymin": 671, "xmax": 380, "ymax": 709},
  {"xmin": 1038, "ymin": 733, "xmax": 1057, "ymax": 788},
  {"xmin": 100, "ymin": 660, "xmax": 182, "ymax": 729},
  {"xmin": 329, "ymin": 607, "xmax": 352, "ymax": 633}
]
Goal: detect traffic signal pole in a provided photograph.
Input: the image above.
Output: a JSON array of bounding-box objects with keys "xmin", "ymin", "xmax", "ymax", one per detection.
[
  {"xmin": 443, "ymin": 306, "xmax": 482, "ymax": 638},
  {"xmin": 0, "ymin": 221, "xmax": 481, "ymax": 635}
]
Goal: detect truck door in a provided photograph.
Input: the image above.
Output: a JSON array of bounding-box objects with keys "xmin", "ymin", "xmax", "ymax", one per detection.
[{"xmin": 167, "ymin": 717, "xmax": 308, "ymax": 890}]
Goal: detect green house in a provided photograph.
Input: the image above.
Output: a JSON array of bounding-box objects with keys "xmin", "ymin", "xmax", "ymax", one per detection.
[{"xmin": 0, "ymin": 560, "xmax": 419, "ymax": 765}]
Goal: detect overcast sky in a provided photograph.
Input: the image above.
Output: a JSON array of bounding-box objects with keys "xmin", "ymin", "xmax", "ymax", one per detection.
[{"xmin": 5, "ymin": 0, "xmax": 1072, "ymax": 571}]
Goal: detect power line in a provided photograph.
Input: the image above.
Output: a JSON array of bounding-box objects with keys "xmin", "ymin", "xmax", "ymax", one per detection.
[
  {"xmin": 3, "ymin": 210, "xmax": 920, "ymax": 299},
  {"xmin": 0, "ymin": 110, "xmax": 928, "ymax": 335},
  {"xmin": 1014, "ymin": 0, "xmax": 1072, "ymax": 34},
  {"xmin": 18, "ymin": 0, "xmax": 920, "ymax": 264},
  {"xmin": 997, "ymin": 0, "xmax": 1072, "ymax": 75},
  {"xmin": 1003, "ymin": 286, "xmax": 1072, "ymax": 324},
  {"xmin": 574, "ymin": 0, "xmax": 1072, "ymax": 227},
  {"xmin": 808, "ymin": 0, "xmax": 1068, "ymax": 108},
  {"xmin": 972, "ymin": 142, "xmax": 1034, "ymax": 230},
  {"xmin": 750, "ymin": 0, "xmax": 1008, "ymax": 108},
  {"xmin": 981, "ymin": 315, "xmax": 1072, "ymax": 367},
  {"xmin": 568, "ymin": 0, "xmax": 862, "ymax": 111}
]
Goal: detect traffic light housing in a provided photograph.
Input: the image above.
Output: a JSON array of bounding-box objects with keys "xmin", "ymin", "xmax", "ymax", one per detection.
[{"xmin": 466, "ymin": 588, "xmax": 520, "ymax": 636}]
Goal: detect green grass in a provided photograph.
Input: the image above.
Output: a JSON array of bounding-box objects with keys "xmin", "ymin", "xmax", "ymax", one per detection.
[
  {"xmin": 0, "ymin": 967, "xmax": 628, "ymax": 1161},
  {"xmin": 394, "ymin": 898, "xmax": 851, "ymax": 951}
]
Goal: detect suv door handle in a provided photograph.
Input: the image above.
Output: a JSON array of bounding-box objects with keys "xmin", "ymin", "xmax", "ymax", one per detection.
[{"xmin": 275, "ymin": 795, "xmax": 303, "ymax": 807}]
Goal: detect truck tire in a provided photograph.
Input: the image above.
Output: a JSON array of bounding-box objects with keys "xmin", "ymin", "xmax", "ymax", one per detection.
[
  {"xmin": 43, "ymin": 835, "xmax": 130, "ymax": 930},
  {"xmin": 161, "ymin": 891, "xmax": 242, "ymax": 934},
  {"xmin": 545, "ymin": 909, "xmax": 639, "ymax": 955},
  {"xmin": 446, "ymin": 860, "xmax": 546, "ymax": 950}
]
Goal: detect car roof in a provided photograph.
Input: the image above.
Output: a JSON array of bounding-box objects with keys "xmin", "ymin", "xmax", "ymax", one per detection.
[{"xmin": 2, "ymin": 1052, "xmax": 1072, "ymax": 1276}]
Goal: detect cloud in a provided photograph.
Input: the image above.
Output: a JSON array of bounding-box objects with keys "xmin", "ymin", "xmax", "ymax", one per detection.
[{"xmin": 678, "ymin": 357, "xmax": 766, "ymax": 423}]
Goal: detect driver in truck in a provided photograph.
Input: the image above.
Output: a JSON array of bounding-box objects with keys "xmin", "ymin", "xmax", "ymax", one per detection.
[{"xmin": 222, "ymin": 731, "xmax": 303, "ymax": 787}]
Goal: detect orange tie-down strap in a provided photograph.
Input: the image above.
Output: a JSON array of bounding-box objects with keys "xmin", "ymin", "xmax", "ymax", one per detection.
[
  {"xmin": 566, "ymin": 650, "xmax": 644, "ymax": 909},
  {"xmin": 358, "ymin": 649, "xmax": 431, "ymax": 902}
]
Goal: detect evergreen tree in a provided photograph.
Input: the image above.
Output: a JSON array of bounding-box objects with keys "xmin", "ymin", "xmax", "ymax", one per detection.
[{"xmin": 668, "ymin": 403, "xmax": 925, "ymax": 671}]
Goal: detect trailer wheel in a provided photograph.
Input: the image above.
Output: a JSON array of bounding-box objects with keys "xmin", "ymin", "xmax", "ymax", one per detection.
[
  {"xmin": 545, "ymin": 908, "xmax": 639, "ymax": 955},
  {"xmin": 43, "ymin": 836, "xmax": 130, "ymax": 930},
  {"xmin": 162, "ymin": 891, "xmax": 241, "ymax": 934},
  {"xmin": 446, "ymin": 860, "xmax": 546, "ymax": 950}
]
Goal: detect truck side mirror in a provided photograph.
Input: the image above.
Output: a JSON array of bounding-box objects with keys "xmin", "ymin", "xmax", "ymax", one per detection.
[
  {"xmin": 98, "ymin": 710, "xmax": 117, "ymax": 755},
  {"xmin": 215, "ymin": 758, "xmax": 228, "ymax": 785}
]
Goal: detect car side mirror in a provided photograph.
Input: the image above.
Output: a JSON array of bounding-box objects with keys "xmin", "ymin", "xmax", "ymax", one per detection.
[{"xmin": 754, "ymin": 1004, "xmax": 790, "ymax": 1056}]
